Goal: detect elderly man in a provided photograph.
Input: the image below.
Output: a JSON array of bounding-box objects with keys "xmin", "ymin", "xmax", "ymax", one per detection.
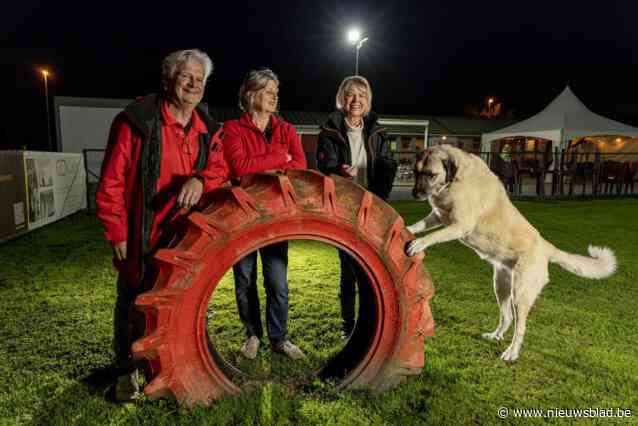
[{"xmin": 96, "ymin": 49, "xmax": 229, "ymax": 401}]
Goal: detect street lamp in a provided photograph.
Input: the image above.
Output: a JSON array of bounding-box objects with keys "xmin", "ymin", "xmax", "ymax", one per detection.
[
  {"xmin": 347, "ymin": 28, "xmax": 369, "ymax": 75},
  {"xmin": 488, "ymin": 97, "xmax": 494, "ymax": 115},
  {"xmin": 41, "ymin": 69, "xmax": 53, "ymax": 151}
]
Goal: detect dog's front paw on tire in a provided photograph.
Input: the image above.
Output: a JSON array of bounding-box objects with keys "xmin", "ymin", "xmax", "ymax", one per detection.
[
  {"xmin": 406, "ymin": 239, "xmax": 426, "ymax": 257},
  {"xmin": 406, "ymin": 224, "xmax": 420, "ymax": 234}
]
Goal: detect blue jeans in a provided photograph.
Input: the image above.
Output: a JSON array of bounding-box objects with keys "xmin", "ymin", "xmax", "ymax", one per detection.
[
  {"xmin": 233, "ymin": 241, "xmax": 289, "ymax": 345},
  {"xmin": 338, "ymin": 249, "xmax": 360, "ymax": 333}
]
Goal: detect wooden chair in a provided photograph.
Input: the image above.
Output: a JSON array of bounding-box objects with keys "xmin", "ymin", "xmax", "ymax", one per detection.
[
  {"xmin": 556, "ymin": 149, "xmax": 576, "ymax": 196},
  {"xmin": 599, "ymin": 160, "xmax": 624, "ymax": 195},
  {"xmin": 491, "ymin": 153, "xmax": 517, "ymax": 194},
  {"xmin": 622, "ymin": 161, "xmax": 638, "ymax": 195},
  {"xmin": 514, "ymin": 149, "xmax": 552, "ymax": 197}
]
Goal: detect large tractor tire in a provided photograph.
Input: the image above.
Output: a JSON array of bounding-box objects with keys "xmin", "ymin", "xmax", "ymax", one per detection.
[{"xmin": 132, "ymin": 169, "xmax": 435, "ymax": 406}]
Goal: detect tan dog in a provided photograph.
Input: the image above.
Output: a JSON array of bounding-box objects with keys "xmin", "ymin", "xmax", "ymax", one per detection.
[{"xmin": 405, "ymin": 145, "xmax": 616, "ymax": 361}]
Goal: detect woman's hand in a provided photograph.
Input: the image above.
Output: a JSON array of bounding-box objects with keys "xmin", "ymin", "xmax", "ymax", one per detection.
[{"xmin": 341, "ymin": 164, "xmax": 358, "ymax": 178}]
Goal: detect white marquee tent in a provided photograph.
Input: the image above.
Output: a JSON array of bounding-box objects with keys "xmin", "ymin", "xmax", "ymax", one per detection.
[{"xmin": 481, "ymin": 86, "xmax": 638, "ymax": 151}]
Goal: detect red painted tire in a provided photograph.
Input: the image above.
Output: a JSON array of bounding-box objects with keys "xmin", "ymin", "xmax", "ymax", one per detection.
[{"xmin": 132, "ymin": 169, "xmax": 435, "ymax": 406}]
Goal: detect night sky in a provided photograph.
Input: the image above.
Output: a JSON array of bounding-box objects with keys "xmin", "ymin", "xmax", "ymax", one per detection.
[{"xmin": 3, "ymin": 0, "xmax": 638, "ymax": 151}]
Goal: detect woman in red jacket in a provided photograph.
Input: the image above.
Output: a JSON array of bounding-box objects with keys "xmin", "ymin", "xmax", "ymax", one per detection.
[
  {"xmin": 96, "ymin": 49, "xmax": 229, "ymax": 401},
  {"xmin": 223, "ymin": 68, "xmax": 307, "ymax": 360}
]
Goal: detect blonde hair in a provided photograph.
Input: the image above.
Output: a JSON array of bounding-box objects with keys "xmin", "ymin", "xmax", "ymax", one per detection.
[
  {"xmin": 238, "ymin": 68, "xmax": 280, "ymax": 113},
  {"xmin": 335, "ymin": 75, "xmax": 373, "ymax": 116}
]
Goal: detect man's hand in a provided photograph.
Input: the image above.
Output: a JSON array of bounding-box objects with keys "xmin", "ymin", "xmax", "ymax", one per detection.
[
  {"xmin": 114, "ymin": 241, "xmax": 127, "ymax": 261},
  {"xmin": 342, "ymin": 164, "xmax": 358, "ymax": 178},
  {"xmin": 178, "ymin": 177, "xmax": 204, "ymax": 209}
]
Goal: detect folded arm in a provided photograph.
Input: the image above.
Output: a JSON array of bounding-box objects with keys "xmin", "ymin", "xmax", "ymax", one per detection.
[
  {"xmin": 223, "ymin": 123, "xmax": 288, "ymax": 176},
  {"xmin": 284, "ymin": 126, "xmax": 307, "ymax": 170},
  {"xmin": 316, "ymin": 134, "xmax": 343, "ymax": 176}
]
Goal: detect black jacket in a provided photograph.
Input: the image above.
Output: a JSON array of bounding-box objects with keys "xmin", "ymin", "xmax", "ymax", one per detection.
[{"xmin": 316, "ymin": 110, "xmax": 397, "ymax": 200}]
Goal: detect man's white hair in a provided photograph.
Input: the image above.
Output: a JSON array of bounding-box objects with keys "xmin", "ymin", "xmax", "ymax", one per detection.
[{"xmin": 162, "ymin": 49, "xmax": 213, "ymax": 89}]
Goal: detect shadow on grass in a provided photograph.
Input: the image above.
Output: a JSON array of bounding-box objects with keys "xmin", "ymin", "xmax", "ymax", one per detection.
[
  {"xmin": 26, "ymin": 368, "xmax": 321, "ymax": 425},
  {"xmin": 81, "ymin": 365, "xmax": 121, "ymax": 400},
  {"xmin": 25, "ymin": 366, "xmax": 129, "ymax": 426}
]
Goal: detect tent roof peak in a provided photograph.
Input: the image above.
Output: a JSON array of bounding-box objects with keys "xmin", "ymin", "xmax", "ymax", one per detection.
[{"xmin": 482, "ymin": 85, "xmax": 638, "ymax": 145}]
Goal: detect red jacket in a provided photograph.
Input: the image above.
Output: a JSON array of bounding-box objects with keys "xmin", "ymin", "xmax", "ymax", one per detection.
[
  {"xmin": 96, "ymin": 95, "xmax": 229, "ymax": 286},
  {"xmin": 222, "ymin": 113, "xmax": 307, "ymax": 178}
]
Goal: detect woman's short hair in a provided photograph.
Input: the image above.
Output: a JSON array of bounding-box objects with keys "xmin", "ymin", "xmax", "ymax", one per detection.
[
  {"xmin": 238, "ymin": 68, "xmax": 280, "ymax": 113},
  {"xmin": 162, "ymin": 49, "xmax": 213, "ymax": 89},
  {"xmin": 335, "ymin": 75, "xmax": 373, "ymax": 116}
]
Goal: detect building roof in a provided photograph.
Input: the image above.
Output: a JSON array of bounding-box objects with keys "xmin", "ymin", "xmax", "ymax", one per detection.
[
  {"xmin": 205, "ymin": 107, "xmax": 517, "ymax": 136},
  {"xmin": 55, "ymin": 96, "xmax": 517, "ymax": 137}
]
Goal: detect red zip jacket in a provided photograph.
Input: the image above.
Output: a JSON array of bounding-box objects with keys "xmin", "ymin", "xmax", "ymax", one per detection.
[
  {"xmin": 96, "ymin": 97, "xmax": 229, "ymax": 286},
  {"xmin": 222, "ymin": 113, "xmax": 307, "ymax": 178}
]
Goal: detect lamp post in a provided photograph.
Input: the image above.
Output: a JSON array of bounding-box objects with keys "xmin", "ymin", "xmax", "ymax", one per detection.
[
  {"xmin": 41, "ymin": 69, "xmax": 53, "ymax": 151},
  {"xmin": 347, "ymin": 29, "xmax": 369, "ymax": 75},
  {"xmin": 488, "ymin": 97, "xmax": 494, "ymax": 116}
]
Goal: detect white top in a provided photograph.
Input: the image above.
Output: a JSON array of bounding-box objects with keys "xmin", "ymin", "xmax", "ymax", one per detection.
[{"xmin": 345, "ymin": 119, "xmax": 368, "ymax": 188}]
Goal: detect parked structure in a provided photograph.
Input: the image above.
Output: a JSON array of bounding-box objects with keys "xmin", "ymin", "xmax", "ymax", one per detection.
[{"xmin": 481, "ymin": 87, "xmax": 638, "ymax": 197}]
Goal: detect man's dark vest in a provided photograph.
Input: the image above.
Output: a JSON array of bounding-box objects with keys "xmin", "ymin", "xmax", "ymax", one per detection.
[{"xmin": 122, "ymin": 94, "xmax": 221, "ymax": 279}]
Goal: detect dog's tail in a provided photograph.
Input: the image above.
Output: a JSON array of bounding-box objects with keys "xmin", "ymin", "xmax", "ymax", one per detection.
[{"xmin": 548, "ymin": 244, "xmax": 617, "ymax": 280}]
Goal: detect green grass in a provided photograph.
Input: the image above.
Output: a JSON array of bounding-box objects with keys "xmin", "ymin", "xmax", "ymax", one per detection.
[
  {"xmin": 207, "ymin": 240, "xmax": 348, "ymax": 383},
  {"xmin": 1, "ymin": 199, "xmax": 637, "ymax": 425}
]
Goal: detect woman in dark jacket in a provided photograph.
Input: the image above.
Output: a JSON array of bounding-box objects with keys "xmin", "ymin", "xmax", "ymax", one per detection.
[{"xmin": 316, "ymin": 75, "xmax": 397, "ymax": 338}]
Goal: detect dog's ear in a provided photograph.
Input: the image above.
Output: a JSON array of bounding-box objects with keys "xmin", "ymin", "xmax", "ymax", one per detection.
[{"xmin": 442, "ymin": 158, "xmax": 458, "ymax": 183}]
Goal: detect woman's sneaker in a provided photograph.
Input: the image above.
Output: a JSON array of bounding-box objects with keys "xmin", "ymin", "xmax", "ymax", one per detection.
[
  {"xmin": 240, "ymin": 336, "xmax": 260, "ymax": 359},
  {"xmin": 271, "ymin": 340, "xmax": 306, "ymax": 360}
]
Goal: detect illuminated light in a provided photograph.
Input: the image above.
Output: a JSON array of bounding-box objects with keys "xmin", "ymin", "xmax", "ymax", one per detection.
[
  {"xmin": 347, "ymin": 29, "xmax": 361, "ymax": 44},
  {"xmin": 488, "ymin": 97, "xmax": 494, "ymax": 104},
  {"xmin": 442, "ymin": 136, "xmax": 447, "ymax": 140},
  {"xmin": 615, "ymin": 138, "xmax": 622, "ymax": 143},
  {"xmin": 41, "ymin": 69, "xmax": 49, "ymax": 77}
]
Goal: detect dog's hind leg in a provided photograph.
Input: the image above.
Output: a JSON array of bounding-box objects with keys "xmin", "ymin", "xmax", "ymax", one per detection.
[
  {"xmin": 482, "ymin": 265, "xmax": 513, "ymax": 341},
  {"xmin": 501, "ymin": 256, "xmax": 549, "ymax": 362}
]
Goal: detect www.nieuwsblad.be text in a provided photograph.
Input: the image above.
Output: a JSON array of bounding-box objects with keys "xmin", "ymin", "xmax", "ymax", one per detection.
[{"xmin": 498, "ymin": 406, "xmax": 633, "ymax": 419}]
